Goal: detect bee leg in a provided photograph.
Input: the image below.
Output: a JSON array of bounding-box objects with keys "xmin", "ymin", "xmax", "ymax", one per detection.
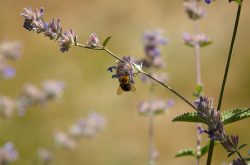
[{"xmin": 107, "ymin": 66, "xmax": 116, "ymax": 72}]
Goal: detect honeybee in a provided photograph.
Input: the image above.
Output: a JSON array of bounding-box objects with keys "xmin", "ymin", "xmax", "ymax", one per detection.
[{"xmin": 117, "ymin": 75, "xmax": 136, "ymax": 95}]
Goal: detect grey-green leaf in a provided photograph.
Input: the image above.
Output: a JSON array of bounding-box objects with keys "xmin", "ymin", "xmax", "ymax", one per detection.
[
  {"xmin": 175, "ymin": 148, "xmax": 196, "ymax": 158},
  {"xmin": 172, "ymin": 112, "xmax": 206, "ymax": 124},
  {"xmin": 200, "ymin": 41, "xmax": 213, "ymax": 48},
  {"xmin": 102, "ymin": 36, "xmax": 112, "ymax": 47},
  {"xmin": 222, "ymin": 108, "xmax": 250, "ymax": 125}
]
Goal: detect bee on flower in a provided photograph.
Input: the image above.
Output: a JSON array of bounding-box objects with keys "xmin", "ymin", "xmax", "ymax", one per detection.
[{"xmin": 108, "ymin": 56, "xmax": 138, "ymax": 95}]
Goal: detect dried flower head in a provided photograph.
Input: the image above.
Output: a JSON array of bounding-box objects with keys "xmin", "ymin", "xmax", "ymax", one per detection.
[
  {"xmin": 53, "ymin": 131, "xmax": 76, "ymax": 149},
  {"xmin": 37, "ymin": 148, "xmax": 53, "ymax": 165},
  {"xmin": 184, "ymin": 0, "xmax": 206, "ymax": 20},
  {"xmin": 58, "ymin": 29, "xmax": 78, "ymax": 52},
  {"xmin": 138, "ymin": 99, "xmax": 174, "ymax": 116},
  {"xmin": 86, "ymin": 33, "xmax": 100, "ymax": 48},
  {"xmin": 0, "ymin": 41, "xmax": 22, "ymax": 60},
  {"xmin": 183, "ymin": 32, "xmax": 210, "ymax": 47},
  {"xmin": 0, "ymin": 97, "xmax": 14, "ymax": 118},
  {"xmin": 0, "ymin": 142, "xmax": 19, "ymax": 164},
  {"xmin": 69, "ymin": 112, "xmax": 106, "ymax": 138},
  {"xmin": 195, "ymin": 96, "xmax": 225, "ymax": 141}
]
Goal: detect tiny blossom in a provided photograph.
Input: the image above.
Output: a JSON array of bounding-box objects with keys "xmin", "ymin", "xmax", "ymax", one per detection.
[
  {"xmin": 86, "ymin": 33, "xmax": 100, "ymax": 48},
  {"xmin": 69, "ymin": 112, "xmax": 106, "ymax": 138},
  {"xmin": 183, "ymin": 32, "xmax": 210, "ymax": 47},
  {"xmin": 0, "ymin": 97, "xmax": 14, "ymax": 118},
  {"xmin": 205, "ymin": 0, "xmax": 213, "ymax": 4},
  {"xmin": 44, "ymin": 18, "xmax": 62, "ymax": 40},
  {"xmin": 138, "ymin": 99, "xmax": 174, "ymax": 116},
  {"xmin": 37, "ymin": 148, "xmax": 53, "ymax": 164},
  {"xmin": 140, "ymin": 72, "xmax": 168, "ymax": 84},
  {"xmin": 0, "ymin": 142, "xmax": 19, "ymax": 164},
  {"xmin": 42, "ymin": 80, "xmax": 65, "ymax": 99},
  {"xmin": 0, "ymin": 65, "xmax": 15, "ymax": 79},
  {"xmin": 0, "ymin": 41, "xmax": 22, "ymax": 60},
  {"xmin": 195, "ymin": 96, "xmax": 225, "ymax": 141},
  {"xmin": 53, "ymin": 131, "xmax": 76, "ymax": 149},
  {"xmin": 184, "ymin": 0, "xmax": 206, "ymax": 20},
  {"xmin": 21, "ymin": 7, "xmax": 45, "ymax": 32},
  {"xmin": 58, "ymin": 29, "xmax": 78, "ymax": 52}
]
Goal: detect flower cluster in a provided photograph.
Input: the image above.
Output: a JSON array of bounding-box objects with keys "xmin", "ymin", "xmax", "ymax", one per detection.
[
  {"xmin": 21, "ymin": 7, "xmax": 77, "ymax": 52},
  {"xmin": 0, "ymin": 142, "xmax": 18, "ymax": 165},
  {"xmin": 183, "ymin": 32, "xmax": 210, "ymax": 47},
  {"xmin": 184, "ymin": 0, "xmax": 206, "ymax": 20},
  {"xmin": 53, "ymin": 112, "xmax": 106, "ymax": 150},
  {"xmin": 195, "ymin": 96, "xmax": 226, "ymax": 141},
  {"xmin": 137, "ymin": 29, "xmax": 168, "ymax": 68},
  {"xmin": 0, "ymin": 80, "xmax": 64, "ymax": 117},
  {"xmin": 138, "ymin": 99, "xmax": 174, "ymax": 116},
  {"xmin": 0, "ymin": 41, "xmax": 21, "ymax": 79},
  {"xmin": 16, "ymin": 80, "xmax": 65, "ymax": 116}
]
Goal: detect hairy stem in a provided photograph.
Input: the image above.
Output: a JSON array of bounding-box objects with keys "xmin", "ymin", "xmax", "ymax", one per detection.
[{"xmin": 206, "ymin": 4, "xmax": 242, "ymax": 165}]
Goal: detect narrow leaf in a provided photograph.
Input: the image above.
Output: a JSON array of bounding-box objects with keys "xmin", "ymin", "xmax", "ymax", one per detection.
[
  {"xmin": 238, "ymin": 144, "xmax": 247, "ymax": 151},
  {"xmin": 200, "ymin": 41, "xmax": 213, "ymax": 48},
  {"xmin": 102, "ymin": 36, "xmax": 112, "ymax": 47},
  {"xmin": 222, "ymin": 108, "xmax": 250, "ymax": 125},
  {"xmin": 193, "ymin": 85, "xmax": 203, "ymax": 97},
  {"xmin": 175, "ymin": 148, "xmax": 196, "ymax": 158},
  {"xmin": 172, "ymin": 112, "xmax": 206, "ymax": 124},
  {"xmin": 227, "ymin": 151, "xmax": 236, "ymax": 157},
  {"xmin": 200, "ymin": 143, "xmax": 210, "ymax": 157}
]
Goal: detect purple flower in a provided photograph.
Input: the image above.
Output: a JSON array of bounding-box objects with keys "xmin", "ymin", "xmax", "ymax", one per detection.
[
  {"xmin": 138, "ymin": 99, "xmax": 174, "ymax": 116},
  {"xmin": 0, "ymin": 65, "xmax": 16, "ymax": 79},
  {"xmin": 194, "ymin": 96, "xmax": 225, "ymax": 141},
  {"xmin": 86, "ymin": 33, "xmax": 100, "ymax": 48},
  {"xmin": 37, "ymin": 148, "xmax": 53, "ymax": 164},
  {"xmin": 44, "ymin": 18, "xmax": 62, "ymax": 40},
  {"xmin": 69, "ymin": 112, "xmax": 106, "ymax": 138},
  {"xmin": 42, "ymin": 80, "xmax": 65, "ymax": 99},
  {"xmin": 58, "ymin": 29, "xmax": 78, "ymax": 52},
  {"xmin": 0, "ymin": 142, "xmax": 19, "ymax": 164},
  {"xmin": 21, "ymin": 7, "xmax": 46, "ymax": 32},
  {"xmin": 0, "ymin": 97, "xmax": 14, "ymax": 118},
  {"xmin": 205, "ymin": 0, "xmax": 213, "ymax": 4},
  {"xmin": 183, "ymin": 32, "xmax": 210, "ymax": 47},
  {"xmin": 184, "ymin": 0, "xmax": 206, "ymax": 20},
  {"xmin": 0, "ymin": 41, "xmax": 22, "ymax": 60}
]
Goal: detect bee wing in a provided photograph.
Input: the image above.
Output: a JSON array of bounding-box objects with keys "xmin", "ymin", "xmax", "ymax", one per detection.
[
  {"xmin": 131, "ymin": 84, "xmax": 136, "ymax": 92},
  {"xmin": 117, "ymin": 86, "xmax": 123, "ymax": 95}
]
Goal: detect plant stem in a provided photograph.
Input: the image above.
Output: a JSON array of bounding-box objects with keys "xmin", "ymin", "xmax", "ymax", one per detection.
[
  {"xmin": 148, "ymin": 84, "xmax": 156, "ymax": 164},
  {"xmin": 194, "ymin": 19, "xmax": 202, "ymax": 165},
  {"xmin": 206, "ymin": 4, "xmax": 242, "ymax": 165},
  {"xmin": 98, "ymin": 46, "xmax": 196, "ymax": 110},
  {"xmin": 236, "ymin": 151, "xmax": 246, "ymax": 165}
]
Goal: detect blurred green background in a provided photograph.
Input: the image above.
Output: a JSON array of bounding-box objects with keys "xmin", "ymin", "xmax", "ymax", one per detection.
[{"xmin": 0, "ymin": 0, "xmax": 250, "ymax": 164}]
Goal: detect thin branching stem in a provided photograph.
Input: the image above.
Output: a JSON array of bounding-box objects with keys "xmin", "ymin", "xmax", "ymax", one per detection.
[
  {"xmin": 77, "ymin": 43, "xmax": 196, "ymax": 110},
  {"xmin": 206, "ymin": 4, "xmax": 242, "ymax": 165}
]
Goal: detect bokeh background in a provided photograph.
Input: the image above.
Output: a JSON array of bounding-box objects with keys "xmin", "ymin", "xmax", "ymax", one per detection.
[{"xmin": 0, "ymin": 0, "xmax": 250, "ymax": 164}]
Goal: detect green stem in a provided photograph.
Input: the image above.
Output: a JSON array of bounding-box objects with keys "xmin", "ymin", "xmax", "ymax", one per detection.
[
  {"xmin": 236, "ymin": 151, "xmax": 246, "ymax": 165},
  {"xmin": 206, "ymin": 4, "xmax": 242, "ymax": 165}
]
